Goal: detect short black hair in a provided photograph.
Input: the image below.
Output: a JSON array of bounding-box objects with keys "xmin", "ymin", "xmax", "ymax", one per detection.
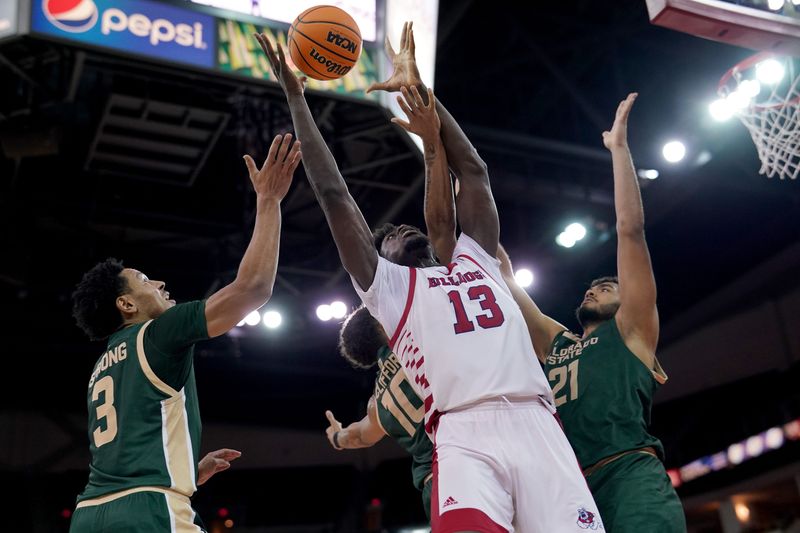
[
  {"xmin": 72, "ymin": 258, "xmax": 129, "ymax": 341},
  {"xmin": 372, "ymin": 223, "xmax": 397, "ymax": 253},
  {"xmin": 590, "ymin": 276, "xmax": 619, "ymax": 288},
  {"xmin": 338, "ymin": 306, "xmax": 388, "ymax": 369}
]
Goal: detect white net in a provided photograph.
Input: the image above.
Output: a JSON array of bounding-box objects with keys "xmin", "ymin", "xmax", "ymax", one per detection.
[{"xmin": 718, "ymin": 55, "xmax": 800, "ymax": 180}]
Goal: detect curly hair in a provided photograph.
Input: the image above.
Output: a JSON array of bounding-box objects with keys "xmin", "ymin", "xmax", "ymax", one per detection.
[
  {"xmin": 338, "ymin": 306, "xmax": 388, "ymax": 369},
  {"xmin": 590, "ymin": 276, "xmax": 619, "ymax": 288},
  {"xmin": 372, "ymin": 223, "xmax": 397, "ymax": 253},
  {"xmin": 72, "ymin": 258, "xmax": 129, "ymax": 341}
]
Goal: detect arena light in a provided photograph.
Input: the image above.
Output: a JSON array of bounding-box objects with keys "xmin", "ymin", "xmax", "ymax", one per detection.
[
  {"xmin": 740, "ymin": 79, "xmax": 761, "ymax": 98},
  {"xmin": 767, "ymin": 0, "xmax": 784, "ymax": 10},
  {"xmin": 756, "ymin": 58, "xmax": 785, "ymax": 85},
  {"xmin": 555, "ymin": 232, "xmax": 577, "ymax": 248},
  {"xmin": 316, "ymin": 304, "xmax": 333, "ymax": 321},
  {"xmin": 564, "ymin": 222, "xmax": 587, "ymax": 241},
  {"xmin": 765, "ymin": 427, "xmax": 784, "ymax": 449},
  {"xmin": 734, "ymin": 502, "xmax": 750, "ymax": 522},
  {"xmin": 662, "ymin": 141, "xmax": 686, "ymax": 163},
  {"xmin": 244, "ymin": 310, "xmax": 261, "ymax": 326},
  {"xmin": 745, "ymin": 435, "xmax": 764, "ymax": 458},
  {"xmin": 514, "ymin": 268, "xmax": 534, "ymax": 288},
  {"xmin": 262, "ymin": 310, "xmax": 282, "ymax": 329},
  {"xmin": 709, "ymin": 98, "xmax": 734, "ymax": 121},
  {"xmin": 727, "ymin": 442, "xmax": 745, "ymax": 465},
  {"xmin": 637, "ymin": 168, "xmax": 660, "ymax": 179},
  {"xmin": 329, "ymin": 301, "xmax": 348, "ymax": 319}
]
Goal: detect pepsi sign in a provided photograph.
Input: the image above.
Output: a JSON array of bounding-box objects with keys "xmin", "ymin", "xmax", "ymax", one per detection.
[{"xmin": 32, "ymin": 0, "xmax": 215, "ymax": 68}]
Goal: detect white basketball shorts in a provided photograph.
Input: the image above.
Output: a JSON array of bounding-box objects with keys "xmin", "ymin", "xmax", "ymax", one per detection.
[{"xmin": 430, "ymin": 397, "xmax": 604, "ymax": 533}]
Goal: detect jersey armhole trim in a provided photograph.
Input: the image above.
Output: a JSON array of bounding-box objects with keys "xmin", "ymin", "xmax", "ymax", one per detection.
[
  {"xmin": 371, "ymin": 396, "xmax": 389, "ymax": 437},
  {"xmin": 389, "ymin": 267, "xmax": 417, "ymax": 348},
  {"xmin": 456, "ymin": 253, "xmax": 501, "ymax": 286},
  {"xmin": 137, "ymin": 321, "xmax": 180, "ymax": 398},
  {"xmin": 652, "ymin": 356, "xmax": 668, "ymax": 384}
]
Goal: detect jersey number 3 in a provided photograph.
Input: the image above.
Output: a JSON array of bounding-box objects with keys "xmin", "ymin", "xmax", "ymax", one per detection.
[
  {"xmin": 447, "ymin": 285, "xmax": 505, "ymax": 334},
  {"xmin": 91, "ymin": 375, "xmax": 118, "ymax": 447}
]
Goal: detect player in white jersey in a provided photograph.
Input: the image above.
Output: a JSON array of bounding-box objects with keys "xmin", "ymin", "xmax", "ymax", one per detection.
[{"xmin": 255, "ymin": 26, "xmax": 601, "ymax": 533}]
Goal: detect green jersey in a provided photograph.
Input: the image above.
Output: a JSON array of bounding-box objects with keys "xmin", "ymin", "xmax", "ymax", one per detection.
[
  {"xmin": 373, "ymin": 345, "xmax": 433, "ymax": 491},
  {"xmin": 78, "ymin": 301, "xmax": 209, "ymax": 502},
  {"xmin": 544, "ymin": 318, "xmax": 667, "ymax": 470}
]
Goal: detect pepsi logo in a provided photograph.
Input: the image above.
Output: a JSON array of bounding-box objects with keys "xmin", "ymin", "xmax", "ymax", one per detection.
[{"xmin": 43, "ymin": 0, "xmax": 99, "ymax": 33}]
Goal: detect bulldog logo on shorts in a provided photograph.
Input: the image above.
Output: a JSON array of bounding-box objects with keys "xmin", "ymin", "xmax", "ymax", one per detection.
[{"xmin": 576, "ymin": 507, "xmax": 603, "ymax": 530}]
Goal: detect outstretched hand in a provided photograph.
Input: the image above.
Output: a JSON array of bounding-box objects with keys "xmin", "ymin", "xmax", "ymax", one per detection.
[
  {"xmin": 243, "ymin": 133, "xmax": 302, "ymax": 201},
  {"xmin": 254, "ymin": 33, "xmax": 307, "ymax": 96},
  {"xmin": 197, "ymin": 448, "xmax": 241, "ymax": 485},
  {"xmin": 324, "ymin": 410, "xmax": 344, "ymax": 450},
  {"xmin": 367, "ymin": 21, "xmax": 423, "ymax": 94},
  {"xmin": 603, "ymin": 92, "xmax": 637, "ymax": 150},
  {"xmin": 391, "ymin": 85, "xmax": 440, "ymax": 142}
]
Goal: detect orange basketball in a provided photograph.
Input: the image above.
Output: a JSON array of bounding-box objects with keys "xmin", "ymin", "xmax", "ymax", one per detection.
[{"xmin": 288, "ymin": 6, "xmax": 362, "ymax": 81}]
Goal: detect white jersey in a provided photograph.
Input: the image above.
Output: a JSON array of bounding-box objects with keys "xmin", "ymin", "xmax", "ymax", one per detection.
[{"xmin": 353, "ymin": 233, "xmax": 554, "ymax": 432}]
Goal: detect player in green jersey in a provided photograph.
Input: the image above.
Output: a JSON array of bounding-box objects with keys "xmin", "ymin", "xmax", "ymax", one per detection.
[
  {"xmin": 496, "ymin": 94, "xmax": 686, "ymax": 532},
  {"xmin": 68, "ymin": 134, "xmax": 301, "ymax": 533},
  {"xmin": 324, "ymin": 306, "xmax": 434, "ymax": 519}
]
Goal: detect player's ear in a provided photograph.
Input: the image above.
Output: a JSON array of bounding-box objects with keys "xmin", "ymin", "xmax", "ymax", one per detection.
[{"xmin": 116, "ymin": 294, "xmax": 137, "ymax": 316}]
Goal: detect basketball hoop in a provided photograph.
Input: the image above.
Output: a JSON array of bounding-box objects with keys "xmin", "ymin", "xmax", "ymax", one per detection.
[{"xmin": 718, "ymin": 52, "xmax": 800, "ymax": 180}]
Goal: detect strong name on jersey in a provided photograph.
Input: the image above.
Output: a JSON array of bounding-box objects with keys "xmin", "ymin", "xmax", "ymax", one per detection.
[
  {"xmin": 78, "ymin": 301, "xmax": 208, "ymax": 502},
  {"xmin": 355, "ymin": 233, "xmax": 553, "ymax": 432},
  {"xmin": 544, "ymin": 318, "xmax": 668, "ymax": 469},
  {"xmin": 373, "ymin": 345, "xmax": 432, "ymax": 491}
]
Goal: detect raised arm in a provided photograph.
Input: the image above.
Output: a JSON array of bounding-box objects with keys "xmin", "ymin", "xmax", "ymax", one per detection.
[
  {"xmin": 255, "ymin": 34, "xmax": 378, "ymax": 291},
  {"xmin": 324, "ymin": 400, "xmax": 386, "ymax": 450},
  {"xmin": 368, "ymin": 22, "xmax": 498, "ymax": 256},
  {"xmin": 602, "ymin": 93, "xmax": 658, "ymax": 366},
  {"xmin": 497, "ymin": 245, "xmax": 566, "ymax": 362},
  {"xmin": 204, "ymin": 134, "xmax": 300, "ymax": 337},
  {"xmin": 391, "ymin": 86, "xmax": 457, "ymax": 263}
]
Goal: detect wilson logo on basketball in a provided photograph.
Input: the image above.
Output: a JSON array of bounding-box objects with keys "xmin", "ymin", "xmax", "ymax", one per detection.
[
  {"xmin": 308, "ymin": 47, "xmax": 352, "ymax": 76},
  {"xmin": 326, "ymin": 31, "xmax": 358, "ymax": 54}
]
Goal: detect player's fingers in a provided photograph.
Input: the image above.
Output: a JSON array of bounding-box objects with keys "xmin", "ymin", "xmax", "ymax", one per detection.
[
  {"xmin": 410, "ymin": 85, "xmax": 424, "ymax": 108},
  {"xmin": 425, "ymin": 87, "xmax": 435, "ymax": 110},
  {"xmin": 216, "ymin": 449, "xmax": 242, "ymax": 460},
  {"xmin": 264, "ymin": 134, "xmax": 282, "ymax": 165},
  {"xmin": 277, "ymin": 43, "xmax": 288, "ymax": 66},
  {"xmin": 384, "ymin": 36, "xmax": 396, "ymax": 60},
  {"xmin": 288, "ymin": 151, "xmax": 303, "ymax": 174},
  {"xmin": 286, "ymin": 139, "xmax": 301, "ymax": 162},
  {"xmin": 243, "ymin": 155, "xmax": 258, "ymax": 176},
  {"xmin": 399, "ymin": 21, "xmax": 407, "ymax": 50},
  {"xmin": 325, "ymin": 410, "xmax": 338, "ymax": 425},
  {"xmin": 276, "ymin": 133, "xmax": 293, "ymax": 163},
  {"xmin": 409, "ymin": 22, "xmax": 415, "ymax": 54},
  {"xmin": 396, "ymin": 93, "xmax": 414, "ymax": 116},
  {"xmin": 619, "ymin": 93, "xmax": 637, "ymax": 120},
  {"xmin": 366, "ymin": 81, "xmax": 388, "ymax": 94},
  {"xmin": 390, "ymin": 117, "xmax": 411, "ymax": 131}
]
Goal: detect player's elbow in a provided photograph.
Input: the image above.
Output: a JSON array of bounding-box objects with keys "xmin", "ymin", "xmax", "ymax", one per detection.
[
  {"xmin": 232, "ymin": 278, "xmax": 274, "ymax": 304},
  {"xmin": 616, "ymin": 219, "xmax": 645, "ymax": 238},
  {"xmin": 461, "ymin": 149, "xmax": 489, "ymax": 180},
  {"xmin": 319, "ymin": 185, "xmax": 350, "ymax": 205}
]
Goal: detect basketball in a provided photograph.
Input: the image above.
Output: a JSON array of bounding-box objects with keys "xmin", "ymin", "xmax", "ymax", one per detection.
[{"xmin": 288, "ymin": 6, "xmax": 362, "ymax": 81}]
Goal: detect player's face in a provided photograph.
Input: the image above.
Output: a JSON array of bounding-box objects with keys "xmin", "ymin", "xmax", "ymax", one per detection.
[
  {"xmin": 121, "ymin": 268, "xmax": 176, "ymax": 319},
  {"xmin": 380, "ymin": 224, "xmax": 434, "ymax": 267},
  {"xmin": 576, "ymin": 282, "xmax": 620, "ymax": 326}
]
